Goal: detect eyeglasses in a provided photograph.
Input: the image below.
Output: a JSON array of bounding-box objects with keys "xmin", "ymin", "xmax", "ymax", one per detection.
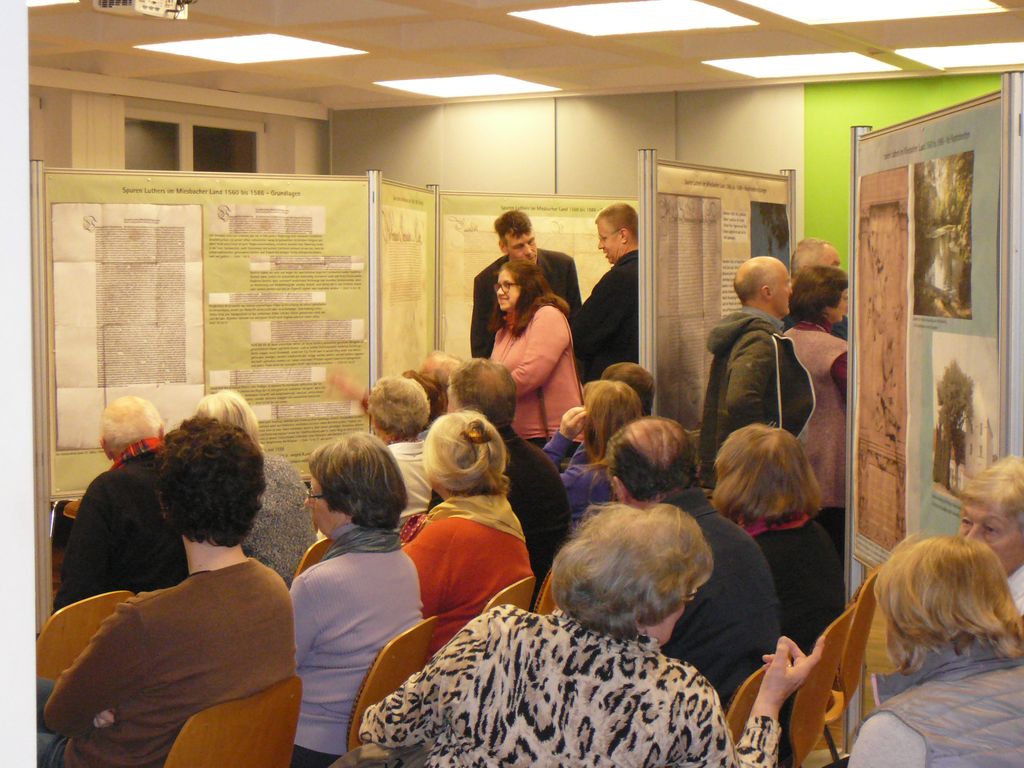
[
  {"xmin": 494, "ymin": 281, "xmax": 519, "ymax": 294},
  {"xmin": 306, "ymin": 488, "xmax": 325, "ymax": 501}
]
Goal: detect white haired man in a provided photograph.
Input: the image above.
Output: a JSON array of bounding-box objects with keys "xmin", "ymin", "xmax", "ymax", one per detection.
[{"xmin": 54, "ymin": 396, "xmax": 187, "ymax": 610}]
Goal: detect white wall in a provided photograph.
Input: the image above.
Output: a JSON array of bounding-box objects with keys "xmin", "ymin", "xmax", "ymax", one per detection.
[
  {"xmin": 330, "ymin": 86, "xmax": 804, "ymax": 238},
  {"xmin": 6, "ymin": 3, "xmax": 37, "ymax": 763}
]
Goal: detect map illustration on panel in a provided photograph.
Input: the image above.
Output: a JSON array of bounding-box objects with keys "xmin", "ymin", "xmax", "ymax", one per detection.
[{"xmin": 913, "ymin": 151, "xmax": 974, "ymax": 319}]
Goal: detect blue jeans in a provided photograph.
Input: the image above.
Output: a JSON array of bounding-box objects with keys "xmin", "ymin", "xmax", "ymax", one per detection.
[{"xmin": 37, "ymin": 678, "xmax": 67, "ymax": 768}]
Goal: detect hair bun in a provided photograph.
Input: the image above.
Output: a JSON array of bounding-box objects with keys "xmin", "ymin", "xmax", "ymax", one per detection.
[{"xmin": 462, "ymin": 420, "xmax": 489, "ymax": 445}]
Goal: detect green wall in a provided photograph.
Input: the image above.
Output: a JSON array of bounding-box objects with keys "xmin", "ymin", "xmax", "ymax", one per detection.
[{"xmin": 804, "ymin": 74, "xmax": 999, "ymax": 266}]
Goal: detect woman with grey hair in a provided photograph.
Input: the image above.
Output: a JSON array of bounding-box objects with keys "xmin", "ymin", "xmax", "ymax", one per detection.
[
  {"xmin": 290, "ymin": 433, "xmax": 422, "ymax": 768},
  {"xmin": 359, "ymin": 503, "xmax": 822, "ymax": 767},
  {"xmin": 959, "ymin": 455, "xmax": 1024, "ymax": 613},
  {"xmin": 403, "ymin": 410, "xmax": 532, "ymax": 654},
  {"xmin": 195, "ymin": 389, "xmax": 315, "ymax": 584},
  {"xmin": 366, "ymin": 375, "xmax": 432, "ymax": 523}
]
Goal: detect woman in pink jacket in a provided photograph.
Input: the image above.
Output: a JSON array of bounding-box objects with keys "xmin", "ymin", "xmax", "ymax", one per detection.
[{"xmin": 490, "ymin": 260, "xmax": 582, "ymax": 445}]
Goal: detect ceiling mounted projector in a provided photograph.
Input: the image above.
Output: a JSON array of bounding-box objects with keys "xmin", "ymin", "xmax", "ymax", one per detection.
[{"xmin": 93, "ymin": 0, "xmax": 191, "ymax": 19}]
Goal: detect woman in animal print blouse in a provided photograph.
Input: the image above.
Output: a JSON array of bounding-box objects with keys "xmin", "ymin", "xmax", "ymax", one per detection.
[{"xmin": 360, "ymin": 502, "xmax": 822, "ymax": 767}]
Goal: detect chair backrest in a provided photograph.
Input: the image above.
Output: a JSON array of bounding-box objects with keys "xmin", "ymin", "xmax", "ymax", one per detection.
[
  {"xmin": 483, "ymin": 575, "xmax": 537, "ymax": 614},
  {"xmin": 533, "ymin": 570, "xmax": 556, "ymax": 614},
  {"xmin": 725, "ymin": 665, "xmax": 766, "ymax": 744},
  {"xmin": 164, "ymin": 675, "xmax": 302, "ymax": 768},
  {"xmin": 36, "ymin": 590, "xmax": 134, "ymax": 679},
  {"xmin": 788, "ymin": 607, "xmax": 855, "ymax": 767},
  {"xmin": 293, "ymin": 537, "xmax": 331, "ymax": 580},
  {"xmin": 838, "ymin": 569, "xmax": 879, "ymax": 701},
  {"xmin": 347, "ymin": 615, "xmax": 439, "ymax": 752}
]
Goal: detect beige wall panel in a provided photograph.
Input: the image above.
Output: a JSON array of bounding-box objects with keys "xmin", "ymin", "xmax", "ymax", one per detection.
[
  {"xmin": 555, "ymin": 93, "xmax": 677, "ymax": 197},
  {"xmin": 676, "ymin": 85, "xmax": 804, "ymax": 239},
  {"xmin": 331, "ymin": 105, "xmax": 444, "ymax": 184},
  {"xmin": 71, "ymin": 92, "xmax": 124, "ymax": 169},
  {"xmin": 441, "ymin": 99, "xmax": 555, "ymax": 193}
]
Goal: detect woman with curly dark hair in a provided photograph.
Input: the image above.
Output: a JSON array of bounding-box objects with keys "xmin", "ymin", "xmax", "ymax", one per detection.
[
  {"xmin": 40, "ymin": 417, "xmax": 295, "ymax": 768},
  {"xmin": 490, "ymin": 259, "xmax": 582, "ymax": 445}
]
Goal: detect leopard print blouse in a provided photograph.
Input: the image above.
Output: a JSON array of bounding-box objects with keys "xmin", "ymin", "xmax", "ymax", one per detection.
[{"xmin": 361, "ymin": 605, "xmax": 778, "ymax": 767}]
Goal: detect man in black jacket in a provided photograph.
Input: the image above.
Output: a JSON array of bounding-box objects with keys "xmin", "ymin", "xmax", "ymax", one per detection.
[
  {"xmin": 55, "ymin": 396, "xmax": 188, "ymax": 611},
  {"xmin": 608, "ymin": 416, "xmax": 781, "ymax": 705},
  {"xmin": 448, "ymin": 358, "xmax": 571, "ymax": 602},
  {"xmin": 470, "ymin": 209, "xmax": 581, "ymax": 359},
  {"xmin": 571, "ymin": 203, "xmax": 640, "ymax": 382}
]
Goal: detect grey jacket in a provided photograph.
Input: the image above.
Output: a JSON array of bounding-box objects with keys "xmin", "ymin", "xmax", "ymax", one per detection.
[
  {"xmin": 698, "ymin": 310, "xmax": 814, "ymax": 484},
  {"xmin": 869, "ymin": 645, "xmax": 1024, "ymax": 768}
]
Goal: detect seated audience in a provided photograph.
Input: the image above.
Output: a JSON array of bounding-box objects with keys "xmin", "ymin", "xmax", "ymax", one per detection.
[
  {"xmin": 360, "ymin": 503, "xmax": 822, "ymax": 767},
  {"xmin": 783, "ymin": 264, "xmax": 849, "ymax": 560},
  {"xmin": 403, "ymin": 411, "xmax": 532, "ymax": 654},
  {"xmin": 607, "ymin": 417, "xmax": 781, "ymax": 703},
  {"xmin": 402, "ymin": 369, "xmax": 446, "ymax": 437},
  {"xmin": 448, "ymin": 359, "xmax": 570, "ymax": 598},
  {"xmin": 366, "ymin": 376, "xmax": 432, "ymax": 524},
  {"xmin": 544, "ymin": 380, "xmax": 642, "ymax": 527},
  {"xmin": 713, "ymin": 424, "xmax": 844, "ymax": 654},
  {"xmin": 39, "ymin": 417, "xmax": 295, "ymax": 768},
  {"xmin": 290, "ymin": 434, "xmax": 421, "ymax": 768},
  {"xmin": 54, "ymin": 395, "xmax": 187, "ymax": 611},
  {"xmin": 849, "ymin": 535, "xmax": 1024, "ymax": 768},
  {"xmin": 958, "ymin": 455, "xmax": 1024, "ymax": 612},
  {"xmin": 601, "ymin": 361, "xmax": 655, "ymax": 416},
  {"xmin": 196, "ymin": 390, "xmax": 314, "ymax": 584}
]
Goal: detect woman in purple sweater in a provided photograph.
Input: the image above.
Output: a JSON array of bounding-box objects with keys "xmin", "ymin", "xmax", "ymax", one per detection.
[
  {"xmin": 290, "ymin": 434, "xmax": 422, "ymax": 768},
  {"xmin": 543, "ymin": 380, "xmax": 643, "ymax": 527}
]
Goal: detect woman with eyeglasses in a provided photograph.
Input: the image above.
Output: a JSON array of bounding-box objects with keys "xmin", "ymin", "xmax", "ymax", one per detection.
[
  {"xmin": 357, "ymin": 503, "xmax": 823, "ymax": 767},
  {"xmin": 490, "ymin": 260, "xmax": 582, "ymax": 446},
  {"xmin": 289, "ymin": 433, "xmax": 422, "ymax": 768}
]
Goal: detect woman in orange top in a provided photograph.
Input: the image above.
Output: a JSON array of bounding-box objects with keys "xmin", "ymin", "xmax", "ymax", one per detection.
[{"xmin": 403, "ymin": 411, "xmax": 532, "ymax": 654}]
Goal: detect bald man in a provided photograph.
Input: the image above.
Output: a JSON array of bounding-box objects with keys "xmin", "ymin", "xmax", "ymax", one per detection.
[{"xmin": 697, "ymin": 257, "xmax": 814, "ymax": 485}]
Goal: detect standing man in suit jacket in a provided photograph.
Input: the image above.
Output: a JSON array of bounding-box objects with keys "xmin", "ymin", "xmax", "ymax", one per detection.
[
  {"xmin": 571, "ymin": 203, "xmax": 640, "ymax": 382},
  {"xmin": 470, "ymin": 209, "xmax": 582, "ymax": 359}
]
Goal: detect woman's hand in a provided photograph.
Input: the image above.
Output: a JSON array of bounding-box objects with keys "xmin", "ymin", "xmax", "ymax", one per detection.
[
  {"xmin": 558, "ymin": 406, "xmax": 588, "ymax": 440},
  {"xmin": 750, "ymin": 635, "xmax": 824, "ymax": 718},
  {"xmin": 93, "ymin": 709, "xmax": 116, "ymax": 729}
]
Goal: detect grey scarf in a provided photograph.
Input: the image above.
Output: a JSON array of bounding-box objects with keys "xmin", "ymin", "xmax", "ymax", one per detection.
[{"xmin": 322, "ymin": 523, "xmax": 400, "ymax": 562}]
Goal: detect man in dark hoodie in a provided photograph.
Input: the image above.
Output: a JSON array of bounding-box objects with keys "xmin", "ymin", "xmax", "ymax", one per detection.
[{"xmin": 698, "ymin": 256, "xmax": 814, "ymax": 485}]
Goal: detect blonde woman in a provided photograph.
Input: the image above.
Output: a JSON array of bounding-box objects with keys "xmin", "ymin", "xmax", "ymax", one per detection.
[
  {"xmin": 959, "ymin": 455, "xmax": 1024, "ymax": 612},
  {"xmin": 543, "ymin": 379, "xmax": 643, "ymax": 527},
  {"xmin": 403, "ymin": 411, "xmax": 532, "ymax": 654},
  {"xmin": 713, "ymin": 424, "xmax": 844, "ymax": 653},
  {"xmin": 195, "ymin": 390, "xmax": 315, "ymax": 584},
  {"xmin": 849, "ymin": 536, "xmax": 1024, "ymax": 768}
]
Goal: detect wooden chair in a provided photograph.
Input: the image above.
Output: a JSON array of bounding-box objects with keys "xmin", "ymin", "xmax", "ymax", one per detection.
[
  {"xmin": 822, "ymin": 569, "xmax": 880, "ymax": 761},
  {"xmin": 483, "ymin": 576, "xmax": 537, "ymax": 614},
  {"xmin": 37, "ymin": 590, "xmax": 134, "ymax": 679},
  {"xmin": 293, "ymin": 537, "xmax": 331, "ymax": 580},
  {"xmin": 725, "ymin": 665, "xmax": 766, "ymax": 743},
  {"xmin": 164, "ymin": 675, "xmax": 302, "ymax": 768},
  {"xmin": 787, "ymin": 607, "xmax": 855, "ymax": 767},
  {"xmin": 347, "ymin": 615, "xmax": 439, "ymax": 751},
  {"xmin": 533, "ymin": 570, "xmax": 556, "ymax": 614},
  {"xmin": 62, "ymin": 499, "xmax": 81, "ymax": 519}
]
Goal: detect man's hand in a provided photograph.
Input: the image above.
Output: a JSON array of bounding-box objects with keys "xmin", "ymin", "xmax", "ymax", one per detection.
[{"xmin": 93, "ymin": 709, "xmax": 116, "ymax": 729}]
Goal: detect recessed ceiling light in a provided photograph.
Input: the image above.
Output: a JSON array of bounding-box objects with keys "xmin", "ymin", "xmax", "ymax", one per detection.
[
  {"xmin": 897, "ymin": 42, "xmax": 1024, "ymax": 69},
  {"xmin": 375, "ymin": 75, "xmax": 560, "ymax": 98},
  {"xmin": 135, "ymin": 34, "xmax": 366, "ymax": 64},
  {"xmin": 28, "ymin": 0, "xmax": 79, "ymax": 6},
  {"xmin": 704, "ymin": 52, "xmax": 900, "ymax": 78},
  {"xmin": 735, "ymin": 0, "xmax": 1002, "ymax": 25},
  {"xmin": 510, "ymin": 0, "xmax": 756, "ymax": 36}
]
